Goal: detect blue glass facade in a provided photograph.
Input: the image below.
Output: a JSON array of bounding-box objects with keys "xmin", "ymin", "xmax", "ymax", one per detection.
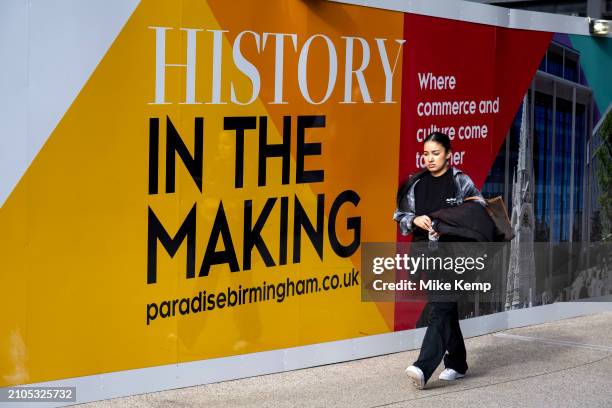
[
  {"xmin": 482, "ymin": 42, "xmax": 590, "ymax": 246},
  {"xmin": 533, "ymin": 92, "xmax": 554, "ymax": 242},
  {"xmin": 483, "ymin": 94, "xmax": 587, "ymax": 243},
  {"xmin": 538, "ymin": 43, "xmax": 585, "ymax": 85},
  {"xmin": 481, "ymin": 109, "xmax": 521, "ymax": 215},
  {"xmin": 573, "ymin": 104, "xmax": 585, "ymax": 242}
]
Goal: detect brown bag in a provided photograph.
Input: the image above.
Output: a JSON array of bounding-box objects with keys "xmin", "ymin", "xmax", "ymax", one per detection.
[{"xmin": 465, "ymin": 195, "xmax": 515, "ymax": 241}]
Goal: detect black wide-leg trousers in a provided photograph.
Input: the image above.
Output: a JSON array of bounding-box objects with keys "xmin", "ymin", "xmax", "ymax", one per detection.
[{"xmin": 413, "ymin": 301, "xmax": 468, "ymax": 384}]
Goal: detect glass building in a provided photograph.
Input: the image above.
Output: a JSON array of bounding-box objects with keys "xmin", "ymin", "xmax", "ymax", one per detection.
[{"xmin": 481, "ymin": 38, "xmax": 595, "ymax": 303}]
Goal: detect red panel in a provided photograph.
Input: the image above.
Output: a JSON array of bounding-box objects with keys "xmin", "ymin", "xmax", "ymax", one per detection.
[{"xmin": 394, "ymin": 14, "xmax": 552, "ymax": 331}]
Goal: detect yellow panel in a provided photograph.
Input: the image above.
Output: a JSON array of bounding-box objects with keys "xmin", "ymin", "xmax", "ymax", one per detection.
[{"xmin": 0, "ymin": 0, "xmax": 403, "ymax": 385}]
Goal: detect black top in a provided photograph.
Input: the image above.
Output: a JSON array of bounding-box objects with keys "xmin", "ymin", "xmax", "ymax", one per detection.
[{"xmin": 413, "ymin": 169, "xmax": 457, "ymax": 241}]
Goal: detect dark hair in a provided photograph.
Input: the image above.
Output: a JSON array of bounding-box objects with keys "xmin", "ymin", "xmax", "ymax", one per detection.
[
  {"xmin": 423, "ymin": 131, "xmax": 452, "ymax": 153},
  {"xmin": 395, "ymin": 132, "xmax": 452, "ymax": 207}
]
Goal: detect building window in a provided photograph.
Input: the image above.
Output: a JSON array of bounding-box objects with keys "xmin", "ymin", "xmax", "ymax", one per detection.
[
  {"xmin": 553, "ymin": 98, "xmax": 573, "ymax": 242},
  {"xmin": 573, "ymin": 103, "xmax": 586, "ymax": 242},
  {"xmin": 540, "ymin": 42, "xmax": 581, "ymax": 84},
  {"xmin": 564, "ymin": 57, "xmax": 578, "ymax": 83},
  {"xmin": 533, "ymin": 92, "xmax": 554, "ymax": 242}
]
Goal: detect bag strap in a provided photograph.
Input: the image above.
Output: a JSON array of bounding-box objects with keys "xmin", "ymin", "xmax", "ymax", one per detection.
[
  {"xmin": 464, "ymin": 195, "xmax": 494, "ymax": 218},
  {"xmin": 463, "ymin": 196, "xmax": 482, "ymax": 202}
]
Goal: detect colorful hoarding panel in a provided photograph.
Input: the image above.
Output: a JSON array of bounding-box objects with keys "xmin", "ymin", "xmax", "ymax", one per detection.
[{"xmin": 0, "ymin": 0, "xmax": 610, "ymax": 388}]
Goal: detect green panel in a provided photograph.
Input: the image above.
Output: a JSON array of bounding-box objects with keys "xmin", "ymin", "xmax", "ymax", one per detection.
[{"xmin": 569, "ymin": 34, "xmax": 612, "ymax": 114}]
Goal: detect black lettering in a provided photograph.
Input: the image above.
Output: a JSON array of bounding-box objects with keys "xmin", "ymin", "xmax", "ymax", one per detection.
[
  {"xmin": 279, "ymin": 196, "xmax": 288, "ymax": 265},
  {"xmin": 296, "ymin": 115, "xmax": 325, "ymax": 183},
  {"xmin": 293, "ymin": 193, "xmax": 324, "ymax": 263},
  {"xmin": 224, "ymin": 116, "xmax": 257, "ymax": 188},
  {"xmin": 243, "ymin": 198, "xmax": 276, "ymax": 270},
  {"xmin": 217, "ymin": 292, "xmax": 226, "ymax": 309},
  {"xmin": 149, "ymin": 117, "xmax": 159, "ymax": 194},
  {"xmin": 147, "ymin": 204, "xmax": 197, "ymax": 284},
  {"xmin": 351, "ymin": 269, "xmax": 359, "ymax": 286},
  {"xmin": 258, "ymin": 116, "xmax": 291, "ymax": 186},
  {"xmin": 328, "ymin": 190, "xmax": 361, "ymax": 257},
  {"xmin": 200, "ymin": 202, "xmax": 240, "ymax": 276},
  {"xmin": 146, "ymin": 303, "xmax": 158, "ymax": 325},
  {"xmin": 165, "ymin": 116, "xmax": 203, "ymax": 193}
]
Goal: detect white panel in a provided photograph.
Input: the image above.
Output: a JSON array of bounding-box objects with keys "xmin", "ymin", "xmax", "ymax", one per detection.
[
  {"xmin": 328, "ymin": 0, "xmax": 612, "ymax": 37},
  {"xmin": 0, "ymin": 0, "xmax": 29, "ymax": 211},
  {"xmin": 350, "ymin": 329, "xmax": 411, "ymax": 358},
  {"xmin": 460, "ymin": 311, "xmax": 508, "ymax": 337},
  {"xmin": 0, "ymin": 0, "xmax": 141, "ymax": 209}
]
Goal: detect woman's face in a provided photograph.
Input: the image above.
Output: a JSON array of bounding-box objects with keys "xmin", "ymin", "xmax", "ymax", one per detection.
[{"xmin": 423, "ymin": 140, "xmax": 451, "ymax": 173}]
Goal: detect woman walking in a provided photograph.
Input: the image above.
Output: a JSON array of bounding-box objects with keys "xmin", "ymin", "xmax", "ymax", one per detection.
[{"xmin": 393, "ymin": 132, "xmax": 485, "ymax": 389}]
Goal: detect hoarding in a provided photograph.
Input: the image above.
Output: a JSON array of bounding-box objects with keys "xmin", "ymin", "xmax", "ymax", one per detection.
[{"xmin": 1, "ymin": 0, "xmax": 610, "ymax": 397}]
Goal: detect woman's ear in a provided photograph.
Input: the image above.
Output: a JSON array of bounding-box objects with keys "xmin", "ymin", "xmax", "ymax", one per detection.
[{"xmin": 446, "ymin": 151, "xmax": 452, "ymax": 161}]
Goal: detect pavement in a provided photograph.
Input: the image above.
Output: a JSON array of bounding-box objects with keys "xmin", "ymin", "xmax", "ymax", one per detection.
[{"xmin": 78, "ymin": 311, "xmax": 612, "ymax": 408}]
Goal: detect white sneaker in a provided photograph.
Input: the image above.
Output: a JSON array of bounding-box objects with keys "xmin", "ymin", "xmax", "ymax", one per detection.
[
  {"xmin": 405, "ymin": 365, "xmax": 425, "ymax": 389},
  {"xmin": 438, "ymin": 368, "xmax": 465, "ymax": 381}
]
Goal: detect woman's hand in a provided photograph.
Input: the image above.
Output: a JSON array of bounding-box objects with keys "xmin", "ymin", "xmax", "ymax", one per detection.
[{"xmin": 413, "ymin": 215, "xmax": 433, "ymax": 232}]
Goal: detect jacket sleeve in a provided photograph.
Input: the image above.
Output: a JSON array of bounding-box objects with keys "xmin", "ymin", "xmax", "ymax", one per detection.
[
  {"xmin": 458, "ymin": 173, "xmax": 486, "ymax": 205},
  {"xmin": 393, "ymin": 184, "xmax": 416, "ymax": 236},
  {"xmin": 393, "ymin": 207, "xmax": 415, "ymax": 236}
]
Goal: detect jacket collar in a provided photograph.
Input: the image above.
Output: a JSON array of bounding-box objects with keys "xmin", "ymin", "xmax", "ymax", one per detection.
[
  {"xmin": 424, "ymin": 166, "xmax": 462, "ymax": 178},
  {"xmin": 450, "ymin": 166, "xmax": 463, "ymax": 177}
]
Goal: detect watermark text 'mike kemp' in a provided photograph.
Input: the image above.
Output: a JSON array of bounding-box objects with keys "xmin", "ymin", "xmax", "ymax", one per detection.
[{"xmin": 372, "ymin": 278, "xmax": 492, "ymax": 293}]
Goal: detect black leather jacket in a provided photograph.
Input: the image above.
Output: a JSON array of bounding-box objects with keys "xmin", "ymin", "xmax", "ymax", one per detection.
[{"xmin": 393, "ymin": 167, "xmax": 485, "ymax": 236}]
